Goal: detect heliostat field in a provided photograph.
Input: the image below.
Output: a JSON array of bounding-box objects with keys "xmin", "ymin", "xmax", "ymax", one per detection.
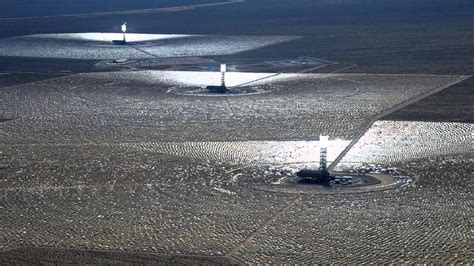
[
  {"xmin": 1, "ymin": 66, "xmax": 471, "ymax": 263},
  {"xmin": 0, "ymin": 2, "xmax": 472, "ymax": 259}
]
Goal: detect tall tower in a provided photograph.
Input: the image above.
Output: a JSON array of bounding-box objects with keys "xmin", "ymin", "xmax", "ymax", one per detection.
[
  {"xmin": 206, "ymin": 63, "xmax": 229, "ymax": 93},
  {"xmin": 220, "ymin": 64, "xmax": 227, "ymax": 87},
  {"xmin": 121, "ymin": 22, "xmax": 127, "ymax": 42},
  {"xmin": 319, "ymin": 135, "xmax": 329, "ymax": 172},
  {"xmin": 296, "ymin": 135, "xmax": 333, "ymax": 184}
]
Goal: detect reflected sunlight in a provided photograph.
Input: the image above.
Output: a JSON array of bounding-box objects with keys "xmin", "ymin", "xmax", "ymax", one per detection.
[{"xmin": 39, "ymin": 33, "xmax": 192, "ymax": 42}]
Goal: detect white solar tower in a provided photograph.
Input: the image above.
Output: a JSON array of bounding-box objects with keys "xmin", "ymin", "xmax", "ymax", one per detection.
[
  {"xmin": 319, "ymin": 135, "xmax": 329, "ymax": 172},
  {"xmin": 295, "ymin": 135, "xmax": 332, "ymax": 184},
  {"xmin": 206, "ymin": 63, "xmax": 228, "ymax": 93},
  {"xmin": 220, "ymin": 64, "xmax": 227, "ymax": 87},
  {"xmin": 121, "ymin": 22, "xmax": 127, "ymax": 42}
]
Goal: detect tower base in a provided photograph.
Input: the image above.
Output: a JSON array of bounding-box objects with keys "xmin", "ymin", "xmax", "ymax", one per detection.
[
  {"xmin": 296, "ymin": 169, "xmax": 334, "ymax": 185},
  {"xmin": 206, "ymin": 85, "xmax": 229, "ymax": 94},
  {"xmin": 112, "ymin": 40, "xmax": 127, "ymax": 45}
]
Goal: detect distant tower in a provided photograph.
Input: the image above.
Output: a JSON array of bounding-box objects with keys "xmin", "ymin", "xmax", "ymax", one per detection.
[
  {"xmin": 296, "ymin": 135, "xmax": 333, "ymax": 185},
  {"xmin": 220, "ymin": 64, "xmax": 227, "ymax": 87},
  {"xmin": 319, "ymin": 135, "xmax": 329, "ymax": 172},
  {"xmin": 206, "ymin": 63, "xmax": 229, "ymax": 93},
  {"xmin": 121, "ymin": 22, "xmax": 127, "ymax": 42}
]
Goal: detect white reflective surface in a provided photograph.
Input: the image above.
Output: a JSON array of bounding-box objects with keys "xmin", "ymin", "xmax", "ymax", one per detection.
[
  {"xmin": 340, "ymin": 120, "xmax": 472, "ymax": 166},
  {"xmin": 0, "ymin": 33, "xmax": 300, "ymax": 59},
  {"xmin": 120, "ymin": 139, "xmax": 351, "ymax": 167},
  {"xmin": 142, "ymin": 71, "xmax": 302, "ymax": 87},
  {"xmin": 32, "ymin": 32, "xmax": 191, "ymax": 42}
]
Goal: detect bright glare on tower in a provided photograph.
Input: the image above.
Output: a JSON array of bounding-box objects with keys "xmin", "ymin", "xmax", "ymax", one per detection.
[{"xmin": 320, "ymin": 135, "xmax": 329, "ymax": 148}]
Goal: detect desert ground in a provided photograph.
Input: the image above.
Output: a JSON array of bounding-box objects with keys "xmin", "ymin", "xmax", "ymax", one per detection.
[{"xmin": 1, "ymin": 0, "xmax": 472, "ymax": 264}]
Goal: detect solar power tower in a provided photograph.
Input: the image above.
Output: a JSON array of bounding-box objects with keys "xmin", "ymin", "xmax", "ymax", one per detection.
[
  {"xmin": 220, "ymin": 64, "xmax": 227, "ymax": 87},
  {"xmin": 206, "ymin": 64, "xmax": 229, "ymax": 93},
  {"xmin": 296, "ymin": 135, "xmax": 333, "ymax": 185},
  {"xmin": 121, "ymin": 22, "xmax": 127, "ymax": 42},
  {"xmin": 319, "ymin": 135, "xmax": 329, "ymax": 172}
]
